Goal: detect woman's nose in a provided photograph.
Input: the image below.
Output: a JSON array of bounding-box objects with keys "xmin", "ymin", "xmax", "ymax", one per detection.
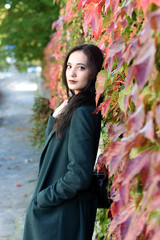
[{"xmin": 71, "ymin": 67, "xmax": 76, "ymax": 77}]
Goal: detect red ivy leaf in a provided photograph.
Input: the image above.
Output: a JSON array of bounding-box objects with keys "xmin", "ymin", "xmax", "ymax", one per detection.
[
  {"xmin": 77, "ymin": 0, "xmax": 87, "ymax": 9},
  {"xmin": 116, "ymin": 58, "xmax": 125, "ymax": 73},
  {"xmin": 52, "ymin": 17, "xmax": 63, "ymax": 30},
  {"xmin": 145, "ymin": 174, "xmax": 160, "ymax": 210},
  {"xmin": 95, "ymin": 72, "xmax": 107, "ymax": 105},
  {"xmin": 50, "ymin": 96, "xmax": 56, "ymax": 109},
  {"xmin": 92, "ymin": 17, "xmax": 103, "ymax": 41},
  {"xmin": 107, "ymin": 123, "xmax": 125, "ymax": 142},
  {"xmin": 125, "ymin": 66, "xmax": 136, "ymax": 87},
  {"xmin": 119, "ymin": 183, "xmax": 130, "ymax": 206},
  {"xmin": 148, "ymin": 193, "xmax": 160, "ymax": 212},
  {"xmin": 111, "ymin": 0, "xmax": 119, "ymax": 14},
  {"xmin": 155, "ymin": 101, "xmax": 160, "ymax": 129},
  {"xmin": 123, "ymin": 149, "xmax": 152, "ymax": 185},
  {"xmin": 137, "ymin": 0, "xmax": 151, "ymax": 16},
  {"xmin": 107, "ymin": 37, "xmax": 125, "ymax": 59},
  {"xmin": 120, "ymin": 213, "xmax": 133, "ymax": 239},
  {"xmin": 105, "ymin": 0, "xmax": 119, "ymax": 13},
  {"xmin": 110, "ymin": 199, "xmax": 121, "ymax": 218},
  {"xmin": 133, "ymin": 36, "xmax": 155, "ymax": 89},
  {"xmin": 103, "ymin": 141, "xmax": 126, "ymax": 176},
  {"xmin": 149, "ymin": 8, "xmax": 160, "ymax": 33},
  {"xmin": 124, "ymin": 211, "xmax": 146, "ymax": 240},
  {"xmin": 109, "ymin": 204, "xmax": 135, "ymax": 237},
  {"xmin": 124, "ymin": 84, "xmax": 139, "ymax": 112},
  {"xmin": 152, "ymin": 230, "xmax": 160, "ymax": 240},
  {"xmin": 130, "ymin": 83, "xmax": 139, "ymax": 107},
  {"xmin": 105, "ymin": 0, "xmax": 111, "ymax": 12},
  {"xmin": 101, "ymin": 98, "xmax": 111, "ymax": 117},
  {"xmin": 83, "ymin": 2, "xmax": 102, "ymax": 36},
  {"xmin": 137, "ymin": 0, "xmax": 160, "ymax": 16},
  {"xmin": 127, "ymin": 105, "xmax": 145, "ymax": 135},
  {"xmin": 93, "ymin": 98, "xmax": 111, "ymax": 116},
  {"xmin": 124, "ymin": 1, "xmax": 136, "ymax": 17},
  {"xmin": 134, "ymin": 56, "xmax": 155, "ymax": 90},
  {"xmin": 108, "ymin": 22, "xmax": 114, "ymax": 34},
  {"xmin": 78, "ymin": 0, "xmax": 102, "ymax": 10},
  {"xmin": 139, "ymin": 117, "xmax": 154, "ymax": 142},
  {"xmin": 98, "ymin": 35, "xmax": 108, "ymax": 52},
  {"xmin": 108, "ymin": 57, "xmax": 114, "ymax": 72},
  {"xmin": 123, "ymin": 38, "xmax": 138, "ymax": 63},
  {"xmin": 141, "ymin": 164, "xmax": 153, "ymax": 189},
  {"xmin": 124, "ymin": 133, "xmax": 148, "ymax": 157},
  {"xmin": 152, "ymin": 152, "xmax": 160, "ymax": 174}
]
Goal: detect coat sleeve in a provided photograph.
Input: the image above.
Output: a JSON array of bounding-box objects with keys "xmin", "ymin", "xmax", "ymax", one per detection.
[{"xmin": 36, "ymin": 106, "xmax": 101, "ymax": 208}]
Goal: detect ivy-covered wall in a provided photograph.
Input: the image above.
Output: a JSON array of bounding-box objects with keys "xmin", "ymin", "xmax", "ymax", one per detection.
[{"xmin": 42, "ymin": 0, "xmax": 160, "ymax": 239}]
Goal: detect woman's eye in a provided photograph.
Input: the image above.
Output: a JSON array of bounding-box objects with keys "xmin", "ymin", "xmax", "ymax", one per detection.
[
  {"xmin": 78, "ymin": 66, "xmax": 85, "ymax": 70},
  {"xmin": 67, "ymin": 65, "xmax": 71, "ymax": 69}
]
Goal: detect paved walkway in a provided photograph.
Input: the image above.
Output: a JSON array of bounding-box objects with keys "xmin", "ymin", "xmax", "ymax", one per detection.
[{"xmin": 0, "ymin": 71, "xmax": 42, "ymax": 240}]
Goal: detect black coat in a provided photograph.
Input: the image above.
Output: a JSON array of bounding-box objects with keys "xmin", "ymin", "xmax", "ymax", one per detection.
[{"xmin": 23, "ymin": 105, "xmax": 101, "ymax": 240}]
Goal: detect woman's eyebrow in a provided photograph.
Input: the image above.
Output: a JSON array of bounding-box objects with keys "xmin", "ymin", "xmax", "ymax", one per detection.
[
  {"xmin": 67, "ymin": 62, "xmax": 87, "ymax": 67},
  {"xmin": 77, "ymin": 63, "xmax": 86, "ymax": 67}
]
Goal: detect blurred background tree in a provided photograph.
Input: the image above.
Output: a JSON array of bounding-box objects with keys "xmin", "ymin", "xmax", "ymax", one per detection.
[{"xmin": 0, "ymin": 0, "xmax": 60, "ymax": 71}]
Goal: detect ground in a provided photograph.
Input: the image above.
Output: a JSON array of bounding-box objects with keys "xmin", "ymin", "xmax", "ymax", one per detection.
[{"xmin": 0, "ymin": 69, "xmax": 42, "ymax": 240}]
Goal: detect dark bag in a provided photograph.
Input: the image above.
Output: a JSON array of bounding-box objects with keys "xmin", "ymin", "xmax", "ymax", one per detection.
[{"xmin": 93, "ymin": 171, "xmax": 111, "ymax": 208}]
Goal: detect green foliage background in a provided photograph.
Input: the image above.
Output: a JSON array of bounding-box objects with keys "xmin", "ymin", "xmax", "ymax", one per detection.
[{"xmin": 0, "ymin": 0, "xmax": 59, "ymax": 70}]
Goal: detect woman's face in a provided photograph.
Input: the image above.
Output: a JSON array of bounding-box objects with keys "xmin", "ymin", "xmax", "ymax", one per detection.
[{"xmin": 66, "ymin": 50, "xmax": 91, "ymax": 94}]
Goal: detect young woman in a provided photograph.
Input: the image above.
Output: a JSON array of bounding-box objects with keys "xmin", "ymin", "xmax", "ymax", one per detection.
[{"xmin": 23, "ymin": 44, "xmax": 104, "ymax": 240}]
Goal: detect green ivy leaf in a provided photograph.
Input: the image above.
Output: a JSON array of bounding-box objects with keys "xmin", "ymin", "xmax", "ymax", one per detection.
[
  {"xmin": 118, "ymin": 86, "xmax": 131, "ymax": 113},
  {"xmin": 132, "ymin": 10, "xmax": 137, "ymax": 21}
]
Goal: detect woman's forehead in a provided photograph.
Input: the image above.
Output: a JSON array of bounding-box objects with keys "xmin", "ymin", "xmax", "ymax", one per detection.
[{"xmin": 68, "ymin": 51, "xmax": 88, "ymax": 65}]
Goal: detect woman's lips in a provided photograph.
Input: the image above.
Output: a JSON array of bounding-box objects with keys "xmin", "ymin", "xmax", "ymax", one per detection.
[{"xmin": 68, "ymin": 80, "xmax": 77, "ymax": 84}]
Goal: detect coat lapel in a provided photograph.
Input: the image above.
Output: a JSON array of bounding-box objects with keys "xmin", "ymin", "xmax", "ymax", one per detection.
[
  {"xmin": 39, "ymin": 128, "xmax": 56, "ymax": 172},
  {"xmin": 44, "ymin": 128, "xmax": 56, "ymax": 150}
]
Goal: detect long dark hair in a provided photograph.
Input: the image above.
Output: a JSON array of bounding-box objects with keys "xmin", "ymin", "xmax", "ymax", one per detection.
[{"xmin": 55, "ymin": 44, "xmax": 103, "ymax": 138}]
